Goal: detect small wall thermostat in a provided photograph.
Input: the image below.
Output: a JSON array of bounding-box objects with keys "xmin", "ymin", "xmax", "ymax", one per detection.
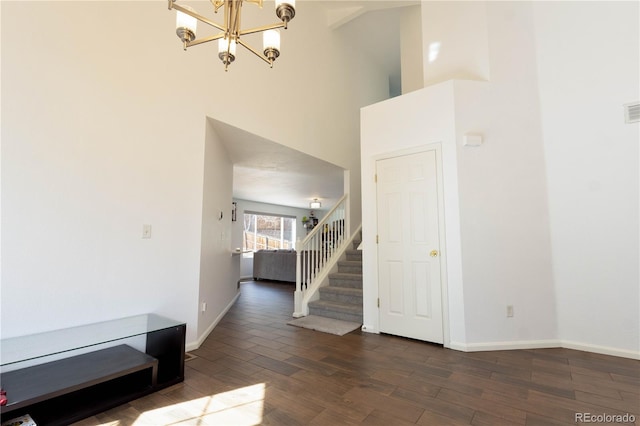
[{"xmin": 463, "ymin": 133, "xmax": 483, "ymax": 147}]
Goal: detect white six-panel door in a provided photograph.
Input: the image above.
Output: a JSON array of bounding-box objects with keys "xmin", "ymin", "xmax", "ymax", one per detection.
[{"xmin": 376, "ymin": 150, "xmax": 444, "ymax": 343}]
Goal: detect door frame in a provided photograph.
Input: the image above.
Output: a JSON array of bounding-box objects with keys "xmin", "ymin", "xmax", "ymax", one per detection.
[{"xmin": 374, "ymin": 143, "xmax": 450, "ymax": 348}]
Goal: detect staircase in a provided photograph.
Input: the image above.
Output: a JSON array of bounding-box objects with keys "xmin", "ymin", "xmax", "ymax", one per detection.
[{"xmin": 307, "ymin": 235, "xmax": 362, "ymax": 324}]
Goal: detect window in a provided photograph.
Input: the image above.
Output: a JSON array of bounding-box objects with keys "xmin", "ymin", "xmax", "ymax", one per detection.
[{"xmin": 242, "ymin": 213, "xmax": 296, "ymax": 255}]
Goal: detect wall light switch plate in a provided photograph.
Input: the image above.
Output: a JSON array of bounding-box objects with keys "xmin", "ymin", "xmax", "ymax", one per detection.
[{"xmin": 142, "ymin": 224, "xmax": 152, "ymax": 239}]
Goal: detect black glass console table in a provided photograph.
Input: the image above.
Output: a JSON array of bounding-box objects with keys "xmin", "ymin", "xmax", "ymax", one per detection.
[{"xmin": 0, "ymin": 314, "xmax": 186, "ymax": 425}]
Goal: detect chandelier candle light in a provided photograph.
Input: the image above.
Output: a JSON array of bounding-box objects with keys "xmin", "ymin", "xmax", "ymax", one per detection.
[{"xmin": 170, "ymin": 0, "xmax": 296, "ymax": 71}]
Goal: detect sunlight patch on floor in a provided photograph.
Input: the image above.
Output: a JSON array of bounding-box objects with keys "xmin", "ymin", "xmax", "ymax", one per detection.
[{"xmin": 133, "ymin": 383, "xmax": 266, "ymax": 425}]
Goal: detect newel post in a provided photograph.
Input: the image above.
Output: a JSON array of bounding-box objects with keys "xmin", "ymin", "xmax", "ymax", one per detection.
[{"xmin": 293, "ymin": 240, "xmax": 304, "ymax": 317}]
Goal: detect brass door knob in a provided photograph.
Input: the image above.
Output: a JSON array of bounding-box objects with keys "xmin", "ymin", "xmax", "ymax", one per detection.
[{"xmin": 430, "ymin": 250, "xmax": 439, "ymax": 257}]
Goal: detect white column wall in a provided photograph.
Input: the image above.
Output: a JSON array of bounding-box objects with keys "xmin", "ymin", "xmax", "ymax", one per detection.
[{"xmin": 360, "ymin": 82, "xmax": 467, "ymax": 345}]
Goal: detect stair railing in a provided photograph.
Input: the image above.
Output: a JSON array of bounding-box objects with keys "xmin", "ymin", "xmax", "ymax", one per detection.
[{"xmin": 294, "ymin": 194, "xmax": 349, "ymax": 317}]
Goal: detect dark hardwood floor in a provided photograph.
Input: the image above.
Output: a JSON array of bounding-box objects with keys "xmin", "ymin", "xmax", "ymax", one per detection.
[{"xmin": 77, "ymin": 280, "xmax": 639, "ymax": 425}]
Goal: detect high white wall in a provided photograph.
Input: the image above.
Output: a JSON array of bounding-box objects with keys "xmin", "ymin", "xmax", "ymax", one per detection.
[
  {"xmin": 421, "ymin": 1, "xmax": 490, "ymax": 86},
  {"xmin": 1, "ymin": 1, "xmax": 388, "ymax": 348},
  {"xmin": 362, "ymin": 0, "xmax": 639, "ymax": 358},
  {"xmin": 1, "ymin": 2, "xmax": 205, "ymax": 342},
  {"xmin": 452, "ymin": 2, "xmax": 556, "ymax": 346},
  {"xmin": 533, "ymin": 1, "xmax": 639, "ymax": 356}
]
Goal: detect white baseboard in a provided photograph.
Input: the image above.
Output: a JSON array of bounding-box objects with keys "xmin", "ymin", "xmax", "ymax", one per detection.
[
  {"xmin": 560, "ymin": 340, "xmax": 640, "ymax": 360},
  {"xmin": 187, "ymin": 299, "xmax": 640, "ymax": 360},
  {"xmin": 360, "ymin": 324, "xmax": 379, "ymax": 334},
  {"xmin": 448, "ymin": 339, "xmax": 640, "ymax": 360},
  {"xmin": 449, "ymin": 339, "xmax": 560, "ymax": 352},
  {"xmin": 185, "ymin": 291, "xmax": 240, "ymax": 352}
]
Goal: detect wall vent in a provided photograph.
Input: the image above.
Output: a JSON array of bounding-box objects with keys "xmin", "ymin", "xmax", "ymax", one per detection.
[{"xmin": 624, "ymin": 102, "xmax": 640, "ymax": 123}]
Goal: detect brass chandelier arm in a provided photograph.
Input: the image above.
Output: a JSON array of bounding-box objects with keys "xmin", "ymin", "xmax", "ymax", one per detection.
[
  {"xmin": 236, "ymin": 39, "xmax": 272, "ymax": 65},
  {"xmin": 170, "ymin": 0, "xmax": 294, "ymax": 69},
  {"xmin": 239, "ymin": 22, "xmax": 285, "ymax": 36},
  {"xmin": 211, "ymin": 0, "xmax": 263, "ymax": 10},
  {"xmin": 187, "ymin": 33, "xmax": 226, "ymax": 48},
  {"xmin": 171, "ymin": 2, "xmax": 225, "ymax": 32},
  {"xmin": 226, "ymin": 0, "xmax": 242, "ymax": 38}
]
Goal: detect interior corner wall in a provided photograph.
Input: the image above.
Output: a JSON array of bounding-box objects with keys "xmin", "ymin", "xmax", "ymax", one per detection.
[
  {"xmin": 533, "ymin": 1, "xmax": 640, "ymax": 356},
  {"xmin": 197, "ymin": 120, "xmax": 237, "ymax": 340},
  {"xmin": 400, "ymin": 5, "xmax": 424, "ymax": 94}
]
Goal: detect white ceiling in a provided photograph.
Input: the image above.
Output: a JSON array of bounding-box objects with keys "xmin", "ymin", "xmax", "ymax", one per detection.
[
  {"xmin": 211, "ymin": 2, "xmax": 413, "ymax": 210},
  {"xmin": 211, "ymin": 119, "xmax": 345, "ymax": 209}
]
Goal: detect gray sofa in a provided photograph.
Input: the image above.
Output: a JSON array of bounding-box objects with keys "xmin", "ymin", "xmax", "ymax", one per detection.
[{"xmin": 253, "ymin": 249, "xmax": 296, "ymax": 282}]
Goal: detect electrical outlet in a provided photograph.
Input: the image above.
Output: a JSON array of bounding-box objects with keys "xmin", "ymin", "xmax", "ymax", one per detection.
[{"xmin": 507, "ymin": 305, "xmax": 514, "ymax": 317}]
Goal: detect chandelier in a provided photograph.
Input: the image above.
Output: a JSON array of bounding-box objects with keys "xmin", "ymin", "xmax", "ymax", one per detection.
[{"xmin": 169, "ymin": 0, "xmax": 296, "ymax": 71}]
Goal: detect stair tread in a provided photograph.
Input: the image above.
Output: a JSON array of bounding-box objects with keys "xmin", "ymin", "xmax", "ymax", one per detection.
[
  {"xmin": 308, "ymin": 299, "xmax": 363, "ymax": 313},
  {"xmin": 337, "ymin": 259, "xmax": 362, "ymax": 274},
  {"xmin": 306, "ymin": 231, "xmax": 363, "ymax": 323},
  {"xmin": 329, "ymin": 272, "xmax": 363, "ymax": 279},
  {"xmin": 319, "ymin": 286, "xmax": 362, "ymax": 295}
]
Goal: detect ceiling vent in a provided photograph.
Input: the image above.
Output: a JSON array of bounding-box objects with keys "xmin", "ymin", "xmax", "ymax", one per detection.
[{"xmin": 624, "ymin": 102, "xmax": 640, "ymax": 123}]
